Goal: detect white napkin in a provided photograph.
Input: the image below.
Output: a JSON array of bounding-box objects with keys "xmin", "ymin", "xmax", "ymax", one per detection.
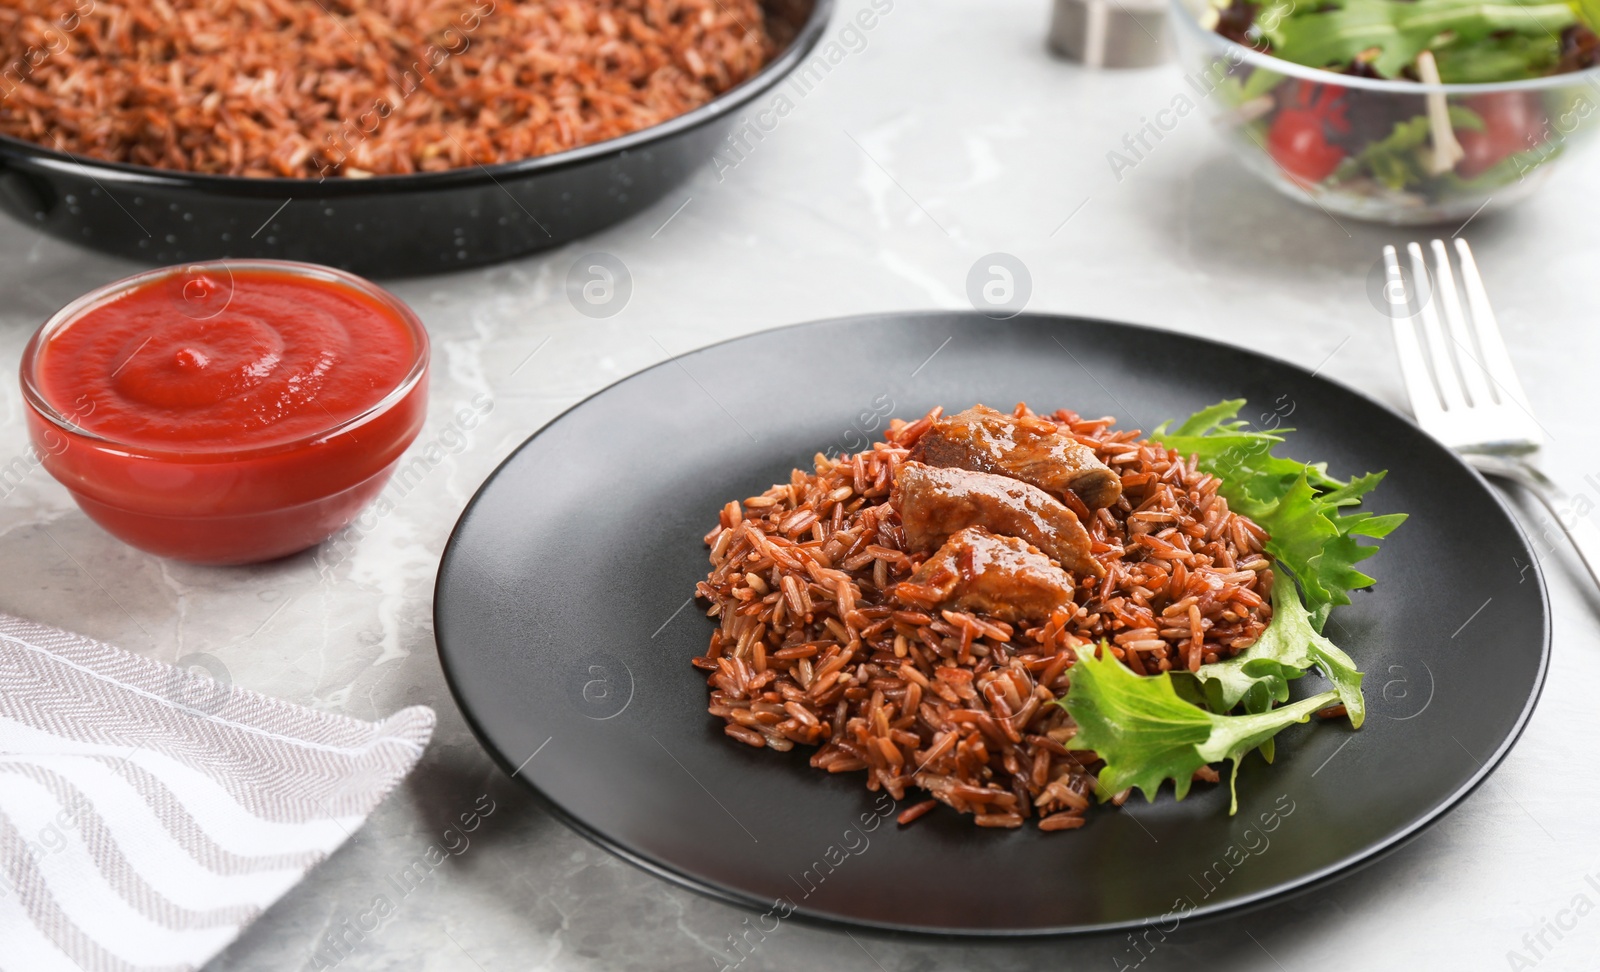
[{"xmin": 0, "ymin": 613, "xmax": 435, "ymax": 971}]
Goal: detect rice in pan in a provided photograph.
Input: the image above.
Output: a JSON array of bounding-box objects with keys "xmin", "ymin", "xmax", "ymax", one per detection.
[{"xmin": 0, "ymin": 0, "xmax": 779, "ymax": 178}]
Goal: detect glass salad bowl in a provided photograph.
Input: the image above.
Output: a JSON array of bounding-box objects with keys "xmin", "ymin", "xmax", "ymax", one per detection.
[{"xmin": 1169, "ymin": 0, "xmax": 1600, "ymax": 224}]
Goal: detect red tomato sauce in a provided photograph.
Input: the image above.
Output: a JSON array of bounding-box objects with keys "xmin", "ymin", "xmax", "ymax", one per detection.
[
  {"xmin": 36, "ymin": 268, "xmax": 415, "ymax": 450},
  {"xmin": 24, "ymin": 263, "xmax": 429, "ymax": 564}
]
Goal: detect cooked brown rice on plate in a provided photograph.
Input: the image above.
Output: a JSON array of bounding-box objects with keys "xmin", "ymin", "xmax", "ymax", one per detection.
[{"xmin": 695, "ymin": 403, "xmax": 1278, "ymax": 831}]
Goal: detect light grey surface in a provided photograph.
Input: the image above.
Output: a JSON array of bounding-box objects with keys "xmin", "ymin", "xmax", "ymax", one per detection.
[{"xmin": 3, "ymin": 1, "xmax": 1598, "ymax": 969}]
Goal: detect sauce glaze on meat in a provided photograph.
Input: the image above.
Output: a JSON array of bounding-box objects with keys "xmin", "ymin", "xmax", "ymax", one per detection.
[
  {"xmin": 890, "ymin": 461, "xmax": 1103, "ymax": 578},
  {"xmin": 891, "ymin": 526, "xmax": 1076, "ymax": 624},
  {"xmin": 908, "ymin": 404, "xmax": 1123, "ymax": 510}
]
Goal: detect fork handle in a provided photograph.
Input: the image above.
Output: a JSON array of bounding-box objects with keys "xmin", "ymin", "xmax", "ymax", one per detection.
[{"xmin": 1469, "ymin": 455, "xmax": 1600, "ymax": 591}]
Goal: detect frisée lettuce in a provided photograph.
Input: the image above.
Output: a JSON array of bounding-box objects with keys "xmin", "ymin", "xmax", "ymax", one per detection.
[
  {"xmin": 1151, "ymin": 399, "xmax": 1407, "ymax": 632},
  {"xmin": 1060, "ymin": 644, "xmax": 1337, "ymax": 814},
  {"xmin": 1055, "ymin": 400, "xmax": 1404, "ymax": 814}
]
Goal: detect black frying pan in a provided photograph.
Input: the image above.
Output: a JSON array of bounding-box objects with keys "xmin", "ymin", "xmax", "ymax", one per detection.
[{"xmin": 0, "ymin": 0, "xmax": 828, "ymax": 278}]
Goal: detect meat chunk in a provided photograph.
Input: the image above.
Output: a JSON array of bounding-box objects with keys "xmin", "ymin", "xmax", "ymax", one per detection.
[
  {"xmin": 891, "ymin": 461, "xmax": 1104, "ymax": 578},
  {"xmin": 892, "ymin": 527, "xmax": 1076, "ymax": 624},
  {"xmin": 908, "ymin": 405, "xmax": 1122, "ymax": 509}
]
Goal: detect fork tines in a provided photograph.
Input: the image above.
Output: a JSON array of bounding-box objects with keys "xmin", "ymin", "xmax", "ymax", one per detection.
[{"xmin": 1381, "ymin": 238, "xmax": 1540, "ymax": 453}]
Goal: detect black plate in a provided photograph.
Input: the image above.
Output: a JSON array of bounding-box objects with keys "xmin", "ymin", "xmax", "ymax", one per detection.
[
  {"xmin": 434, "ymin": 312, "xmax": 1548, "ymax": 936},
  {"xmin": 0, "ymin": 0, "xmax": 826, "ymax": 278}
]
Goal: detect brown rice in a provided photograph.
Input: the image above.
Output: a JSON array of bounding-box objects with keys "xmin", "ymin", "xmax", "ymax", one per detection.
[
  {"xmin": 694, "ymin": 405, "xmax": 1275, "ymax": 830},
  {"xmin": 0, "ymin": 0, "xmax": 778, "ymax": 178}
]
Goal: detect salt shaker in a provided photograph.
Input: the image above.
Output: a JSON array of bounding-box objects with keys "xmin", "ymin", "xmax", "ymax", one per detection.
[{"xmin": 1048, "ymin": 0, "xmax": 1169, "ymax": 69}]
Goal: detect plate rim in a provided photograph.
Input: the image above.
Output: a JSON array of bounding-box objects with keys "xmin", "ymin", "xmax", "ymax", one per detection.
[{"xmin": 433, "ymin": 309, "xmax": 1552, "ymax": 938}]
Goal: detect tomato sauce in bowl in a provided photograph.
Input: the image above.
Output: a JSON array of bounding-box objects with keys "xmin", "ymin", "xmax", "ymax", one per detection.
[{"xmin": 20, "ymin": 261, "xmax": 430, "ymax": 565}]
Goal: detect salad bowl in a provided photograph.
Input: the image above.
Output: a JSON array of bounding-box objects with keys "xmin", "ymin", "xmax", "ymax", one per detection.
[{"xmin": 1170, "ymin": 0, "xmax": 1600, "ymax": 224}]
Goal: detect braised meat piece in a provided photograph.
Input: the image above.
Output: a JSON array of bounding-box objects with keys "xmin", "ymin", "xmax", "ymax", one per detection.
[
  {"xmin": 892, "ymin": 526, "xmax": 1076, "ymax": 624},
  {"xmin": 908, "ymin": 405, "xmax": 1122, "ymax": 509},
  {"xmin": 891, "ymin": 461, "xmax": 1103, "ymax": 578}
]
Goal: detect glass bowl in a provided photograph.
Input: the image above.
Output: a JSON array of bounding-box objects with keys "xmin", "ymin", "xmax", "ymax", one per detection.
[
  {"xmin": 20, "ymin": 260, "xmax": 430, "ymax": 565},
  {"xmin": 1168, "ymin": 0, "xmax": 1600, "ymax": 224}
]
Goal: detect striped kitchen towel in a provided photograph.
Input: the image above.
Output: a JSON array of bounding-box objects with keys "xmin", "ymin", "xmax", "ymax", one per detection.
[{"xmin": 0, "ymin": 613, "xmax": 435, "ymax": 971}]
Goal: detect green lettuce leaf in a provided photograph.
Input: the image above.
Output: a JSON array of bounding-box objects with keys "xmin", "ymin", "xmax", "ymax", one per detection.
[
  {"xmin": 1059, "ymin": 645, "xmax": 1338, "ymax": 814},
  {"xmin": 1152, "ymin": 400, "xmax": 1407, "ymax": 631},
  {"xmin": 1328, "ymin": 106, "xmax": 1484, "ymax": 193},
  {"xmin": 1262, "ymin": 0, "xmax": 1576, "ymax": 78},
  {"xmin": 1574, "ymin": 0, "xmax": 1600, "ymax": 31},
  {"xmin": 1433, "ymin": 30, "xmax": 1564, "ymax": 82},
  {"xmin": 1153, "ymin": 400, "xmax": 1339, "ymax": 513},
  {"xmin": 1186, "ymin": 569, "xmax": 1365, "ymax": 764},
  {"xmin": 1211, "ymin": 68, "xmax": 1289, "ymax": 111},
  {"xmin": 1334, "ymin": 116, "xmax": 1432, "ymax": 191}
]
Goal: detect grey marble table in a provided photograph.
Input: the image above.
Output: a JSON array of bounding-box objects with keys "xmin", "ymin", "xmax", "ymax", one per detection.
[{"xmin": 4, "ymin": 1, "xmax": 1599, "ymax": 969}]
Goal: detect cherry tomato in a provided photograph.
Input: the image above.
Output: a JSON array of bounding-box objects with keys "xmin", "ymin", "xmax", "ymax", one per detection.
[
  {"xmin": 1267, "ymin": 82, "xmax": 1350, "ymax": 183},
  {"xmin": 1455, "ymin": 92, "xmax": 1544, "ymax": 179}
]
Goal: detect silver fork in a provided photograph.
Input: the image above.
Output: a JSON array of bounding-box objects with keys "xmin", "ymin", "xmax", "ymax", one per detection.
[{"xmin": 1383, "ymin": 238, "xmax": 1600, "ymax": 589}]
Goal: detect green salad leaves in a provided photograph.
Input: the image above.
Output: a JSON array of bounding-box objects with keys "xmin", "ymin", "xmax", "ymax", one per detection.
[
  {"xmin": 1055, "ymin": 400, "xmax": 1405, "ymax": 814},
  {"xmin": 1062, "ymin": 644, "xmax": 1338, "ymax": 814},
  {"xmin": 1258, "ymin": 0, "xmax": 1579, "ymax": 80},
  {"xmin": 1330, "ymin": 107, "xmax": 1486, "ymax": 191},
  {"xmin": 1192, "ymin": 574, "xmax": 1365, "ymax": 724},
  {"xmin": 1151, "ymin": 400, "xmax": 1407, "ymax": 632},
  {"xmin": 1186, "ymin": 573, "xmax": 1365, "ymax": 763}
]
